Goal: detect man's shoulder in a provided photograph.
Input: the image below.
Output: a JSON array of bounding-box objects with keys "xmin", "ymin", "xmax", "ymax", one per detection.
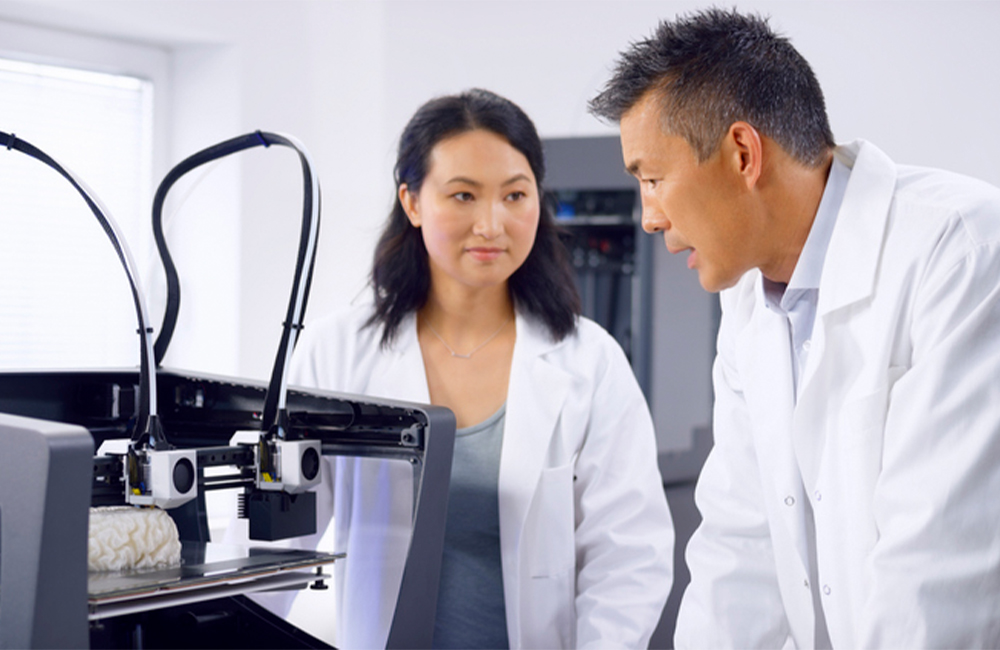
[
  {"xmin": 843, "ymin": 140, "xmax": 1000, "ymax": 241},
  {"xmin": 894, "ymin": 164, "xmax": 1000, "ymax": 203},
  {"xmin": 892, "ymin": 165, "xmax": 1000, "ymax": 247},
  {"xmin": 842, "ymin": 142, "xmax": 1000, "ymax": 286}
]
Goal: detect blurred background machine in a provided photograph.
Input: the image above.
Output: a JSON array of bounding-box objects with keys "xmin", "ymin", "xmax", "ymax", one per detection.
[
  {"xmin": 544, "ymin": 136, "xmax": 653, "ymax": 397},
  {"xmin": 543, "ymin": 136, "xmax": 716, "ymax": 648}
]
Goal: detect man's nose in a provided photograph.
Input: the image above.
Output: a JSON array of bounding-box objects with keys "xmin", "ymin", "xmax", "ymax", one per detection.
[{"xmin": 640, "ymin": 196, "xmax": 669, "ymax": 234}]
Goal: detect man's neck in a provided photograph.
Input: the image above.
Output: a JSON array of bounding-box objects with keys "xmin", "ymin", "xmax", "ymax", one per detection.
[{"xmin": 759, "ymin": 147, "xmax": 834, "ymax": 284}]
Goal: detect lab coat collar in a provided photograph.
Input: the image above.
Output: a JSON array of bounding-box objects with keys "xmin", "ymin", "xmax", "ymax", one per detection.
[
  {"xmin": 816, "ymin": 140, "xmax": 898, "ymax": 316},
  {"xmin": 794, "ymin": 141, "xmax": 896, "ymax": 492}
]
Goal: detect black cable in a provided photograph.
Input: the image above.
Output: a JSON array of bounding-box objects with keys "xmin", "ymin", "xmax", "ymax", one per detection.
[
  {"xmin": 1, "ymin": 129, "xmax": 165, "ymax": 448},
  {"xmin": 151, "ymin": 130, "xmax": 321, "ymax": 435}
]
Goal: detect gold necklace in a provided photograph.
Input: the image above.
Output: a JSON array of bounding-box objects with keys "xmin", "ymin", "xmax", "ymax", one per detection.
[{"xmin": 425, "ymin": 316, "xmax": 512, "ymax": 359}]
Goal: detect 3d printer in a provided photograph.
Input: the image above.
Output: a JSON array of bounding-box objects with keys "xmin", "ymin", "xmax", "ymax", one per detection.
[{"xmin": 0, "ymin": 130, "xmax": 455, "ymax": 649}]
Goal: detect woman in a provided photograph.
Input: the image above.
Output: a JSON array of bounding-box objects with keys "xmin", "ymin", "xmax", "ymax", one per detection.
[{"xmin": 290, "ymin": 89, "xmax": 673, "ymax": 649}]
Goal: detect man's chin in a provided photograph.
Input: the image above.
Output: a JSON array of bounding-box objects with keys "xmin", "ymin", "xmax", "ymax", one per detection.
[{"xmin": 698, "ymin": 271, "xmax": 741, "ymax": 294}]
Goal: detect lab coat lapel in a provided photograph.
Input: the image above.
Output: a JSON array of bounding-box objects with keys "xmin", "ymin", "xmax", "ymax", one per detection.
[
  {"xmin": 738, "ymin": 280, "xmax": 810, "ymax": 570},
  {"xmin": 813, "ymin": 141, "xmax": 896, "ymax": 317},
  {"xmin": 366, "ymin": 313, "xmax": 431, "ymax": 403},
  {"xmin": 794, "ymin": 141, "xmax": 896, "ymax": 490},
  {"xmin": 498, "ymin": 312, "xmax": 571, "ymax": 631},
  {"xmin": 500, "ymin": 313, "xmax": 571, "ymax": 505}
]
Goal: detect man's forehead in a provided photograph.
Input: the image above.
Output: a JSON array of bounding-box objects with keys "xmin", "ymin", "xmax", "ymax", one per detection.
[{"xmin": 621, "ymin": 131, "xmax": 662, "ymax": 176}]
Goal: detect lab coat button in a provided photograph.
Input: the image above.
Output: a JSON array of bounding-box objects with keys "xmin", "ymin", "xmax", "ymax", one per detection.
[
  {"xmin": 802, "ymin": 339, "xmax": 812, "ymax": 351},
  {"xmin": 784, "ymin": 496, "xmax": 795, "ymax": 506},
  {"xmin": 803, "ymin": 579, "xmax": 809, "ymax": 588},
  {"xmin": 814, "ymin": 490, "xmax": 822, "ymax": 502},
  {"xmin": 823, "ymin": 585, "xmax": 831, "ymax": 595}
]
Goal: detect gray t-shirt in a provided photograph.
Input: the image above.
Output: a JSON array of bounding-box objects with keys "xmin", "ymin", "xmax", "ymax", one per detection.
[{"xmin": 432, "ymin": 404, "xmax": 509, "ymax": 649}]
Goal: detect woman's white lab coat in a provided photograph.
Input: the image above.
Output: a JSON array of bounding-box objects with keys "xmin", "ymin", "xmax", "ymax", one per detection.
[
  {"xmin": 289, "ymin": 306, "xmax": 674, "ymax": 649},
  {"xmin": 675, "ymin": 141, "xmax": 1000, "ymax": 648}
]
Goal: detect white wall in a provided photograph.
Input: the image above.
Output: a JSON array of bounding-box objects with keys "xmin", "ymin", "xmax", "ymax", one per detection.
[{"xmin": 2, "ymin": 0, "xmax": 998, "ymax": 422}]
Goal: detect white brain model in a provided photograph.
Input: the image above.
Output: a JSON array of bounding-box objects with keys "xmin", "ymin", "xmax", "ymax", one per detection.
[{"xmin": 88, "ymin": 506, "xmax": 182, "ymax": 572}]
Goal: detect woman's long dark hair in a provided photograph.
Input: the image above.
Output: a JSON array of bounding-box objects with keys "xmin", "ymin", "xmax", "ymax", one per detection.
[{"xmin": 366, "ymin": 88, "xmax": 581, "ymax": 347}]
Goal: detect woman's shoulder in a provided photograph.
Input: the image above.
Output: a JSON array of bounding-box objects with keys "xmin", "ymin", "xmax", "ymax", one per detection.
[
  {"xmin": 290, "ymin": 302, "xmax": 388, "ymax": 392},
  {"xmin": 522, "ymin": 315, "xmax": 647, "ymax": 417},
  {"xmin": 573, "ymin": 315, "xmax": 619, "ymax": 346},
  {"xmin": 293, "ymin": 302, "xmax": 384, "ymax": 367},
  {"xmin": 302, "ymin": 302, "xmax": 379, "ymax": 343},
  {"xmin": 530, "ymin": 314, "xmax": 629, "ymax": 373},
  {"xmin": 565, "ymin": 315, "xmax": 623, "ymax": 353}
]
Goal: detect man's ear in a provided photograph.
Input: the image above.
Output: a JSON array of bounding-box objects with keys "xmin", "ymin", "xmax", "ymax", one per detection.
[
  {"xmin": 399, "ymin": 184, "xmax": 421, "ymax": 227},
  {"xmin": 725, "ymin": 121, "xmax": 763, "ymax": 190}
]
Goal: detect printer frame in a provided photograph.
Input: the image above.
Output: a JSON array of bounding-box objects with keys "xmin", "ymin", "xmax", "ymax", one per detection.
[{"xmin": 0, "ymin": 367, "xmax": 455, "ymax": 649}]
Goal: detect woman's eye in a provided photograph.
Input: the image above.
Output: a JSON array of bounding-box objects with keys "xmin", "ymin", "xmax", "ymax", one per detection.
[
  {"xmin": 506, "ymin": 191, "xmax": 526, "ymax": 201},
  {"xmin": 453, "ymin": 191, "xmax": 474, "ymax": 202}
]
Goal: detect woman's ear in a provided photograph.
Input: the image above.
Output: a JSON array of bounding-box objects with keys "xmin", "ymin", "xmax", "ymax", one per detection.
[{"xmin": 399, "ymin": 184, "xmax": 421, "ymax": 228}]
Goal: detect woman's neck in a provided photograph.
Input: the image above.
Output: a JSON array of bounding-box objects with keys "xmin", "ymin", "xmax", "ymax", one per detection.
[{"xmin": 420, "ymin": 283, "xmax": 514, "ymax": 346}]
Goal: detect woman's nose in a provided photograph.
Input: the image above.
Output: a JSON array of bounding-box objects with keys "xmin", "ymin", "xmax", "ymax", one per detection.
[{"xmin": 473, "ymin": 204, "xmax": 503, "ymax": 239}]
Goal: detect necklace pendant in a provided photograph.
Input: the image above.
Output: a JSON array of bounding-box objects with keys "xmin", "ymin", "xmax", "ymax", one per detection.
[{"xmin": 425, "ymin": 315, "xmax": 511, "ymax": 360}]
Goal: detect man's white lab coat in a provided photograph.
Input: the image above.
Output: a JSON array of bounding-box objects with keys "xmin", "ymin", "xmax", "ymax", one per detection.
[
  {"xmin": 290, "ymin": 308, "xmax": 674, "ymax": 649},
  {"xmin": 675, "ymin": 140, "xmax": 1000, "ymax": 648}
]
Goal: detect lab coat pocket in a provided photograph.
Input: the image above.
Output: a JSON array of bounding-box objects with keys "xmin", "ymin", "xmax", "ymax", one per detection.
[
  {"xmin": 840, "ymin": 377, "xmax": 896, "ymax": 467},
  {"xmin": 843, "ymin": 387, "xmax": 888, "ymax": 441},
  {"xmin": 836, "ymin": 380, "xmax": 894, "ymax": 498},
  {"xmin": 841, "ymin": 366, "xmax": 904, "ymax": 444},
  {"xmin": 521, "ymin": 462, "xmax": 576, "ymax": 647},
  {"xmin": 524, "ymin": 462, "xmax": 576, "ymax": 577},
  {"xmin": 522, "ymin": 569, "xmax": 575, "ymax": 649}
]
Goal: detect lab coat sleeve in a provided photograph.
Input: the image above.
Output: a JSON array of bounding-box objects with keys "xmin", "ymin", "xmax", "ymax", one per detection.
[
  {"xmin": 571, "ymin": 335, "xmax": 675, "ymax": 649},
  {"xmin": 861, "ymin": 240, "xmax": 1000, "ymax": 646},
  {"xmin": 674, "ymin": 289, "xmax": 792, "ymax": 648}
]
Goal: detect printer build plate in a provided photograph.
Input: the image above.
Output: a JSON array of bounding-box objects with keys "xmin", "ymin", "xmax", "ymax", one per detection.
[{"xmin": 88, "ymin": 542, "xmax": 342, "ymax": 620}]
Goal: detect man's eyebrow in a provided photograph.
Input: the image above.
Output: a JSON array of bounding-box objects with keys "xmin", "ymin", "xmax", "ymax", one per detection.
[{"xmin": 625, "ymin": 162, "xmax": 642, "ymax": 177}]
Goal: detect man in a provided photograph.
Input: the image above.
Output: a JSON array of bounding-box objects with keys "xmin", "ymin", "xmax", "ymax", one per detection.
[{"xmin": 590, "ymin": 8, "xmax": 1000, "ymax": 648}]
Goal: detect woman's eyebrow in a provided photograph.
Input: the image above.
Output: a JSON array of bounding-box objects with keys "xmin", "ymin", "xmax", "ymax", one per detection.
[
  {"xmin": 444, "ymin": 174, "xmax": 532, "ymax": 187},
  {"xmin": 444, "ymin": 176, "xmax": 481, "ymax": 187},
  {"xmin": 502, "ymin": 174, "xmax": 532, "ymax": 186}
]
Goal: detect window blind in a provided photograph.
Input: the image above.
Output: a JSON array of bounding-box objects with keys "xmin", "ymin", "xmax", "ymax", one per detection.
[{"xmin": 0, "ymin": 57, "xmax": 154, "ymax": 369}]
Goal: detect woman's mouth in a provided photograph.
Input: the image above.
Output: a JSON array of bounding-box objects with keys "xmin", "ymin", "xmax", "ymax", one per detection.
[{"xmin": 467, "ymin": 247, "xmax": 503, "ymax": 262}]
